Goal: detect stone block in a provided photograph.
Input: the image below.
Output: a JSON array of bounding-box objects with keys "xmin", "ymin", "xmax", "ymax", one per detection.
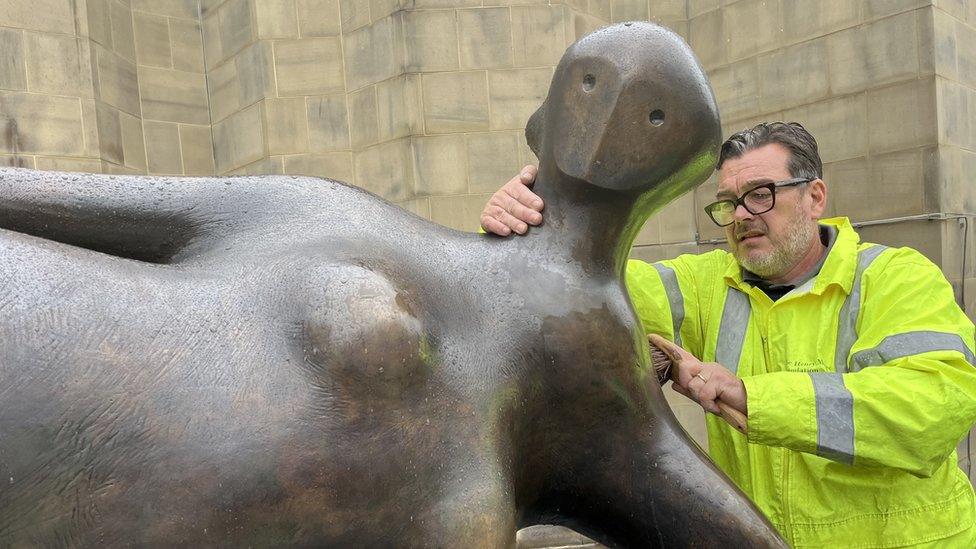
[
  {"xmin": 139, "ymin": 66, "xmax": 210, "ymax": 124},
  {"xmin": 94, "ymin": 44, "xmax": 141, "ymax": 116},
  {"xmin": 940, "ymin": 217, "xmax": 974, "ymax": 281},
  {"xmin": 131, "ymin": 0, "xmax": 199, "ymax": 19},
  {"xmin": 402, "ymin": 10, "xmax": 459, "ymax": 72},
  {"xmin": 666, "ymin": 392, "xmax": 709, "ymax": 448},
  {"xmin": 0, "ymin": 92, "xmax": 85, "ymax": 156},
  {"xmin": 274, "ymin": 37, "xmax": 344, "ymax": 96},
  {"xmin": 237, "ymin": 42, "xmax": 277, "ymax": 106},
  {"xmin": 283, "ymin": 152, "xmax": 355, "ymax": 182},
  {"xmin": 757, "ymin": 38, "xmax": 829, "ymax": 112},
  {"xmin": 219, "ymin": 0, "xmax": 256, "ymax": 61},
  {"xmin": 935, "ymin": 0, "xmax": 968, "ymax": 20},
  {"xmin": 688, "ymin": 0, "xmax": 719, "ymax": 18},
  {"xmin": 861, "ymin": 0, "xmax": 928, "ymax": 21},
  {"xmin": 821, "ymin": 156, "xmax": 868, "ymax": 218},
  {"xmin": 342, "ymin": 17, "xmax": 402, "ymax": 91},
  {"xmin": 833, "ymin": 149, "xmax": 925, "ymax": 221},
  {"xmin": 110, "ymin": 0, "xmax": 137, "ymax": 62},
  {"xmin": 458, "ymin": 8, "xmax": 514, "ymax": 70},
  {"xmin": 101, "ymin": 161, "xmax": 142, "ymax": 175},
  {"xmin": 856, "ymin": 218, "xmax": 942, "ymax": 263},
  {"xmin": 410, "ymin": 0, "xmax": 479, "ymax": 8},
  {"xmin": 354, "ymin": 138, "xmax": 415, "ymax": 201},
  {"xmin": 179, "ymin": 124, "xmax": 216, "ymax": 175},
  {"xmin": 693, "ymin": 172, "xmax": 725, "ymax": 241},
  {"xmin": 783, "ymin": 93, "xmax": 868, "ymax": 163},
  {"xmin": 88, "ymin": 0, "xmax": 114, "ymax": 48},
  {"xmin": 255, "ymin": 0, "xmax": 300, "ymax": 38},
  {"xmin": 134, "ymin": 12, "xmax": 173, "ymax": 68},
  {"xmin": 213, "ymin": 102, "xmax": 267, "ymax": 173},
  {"xmin": 422, "ymin": 71, "xmax": 490, "ymax": 133},
  {"xmin": 297, "ymin": 0, "xmax": 341, "ymax": 36},
  {"xmin": 376, "ymin": 74, "xmax": 422, "ymax": 142},
  {"xmin": 95, "ymin": 102, "xmax": 123, "ymax": 163},
  {"xmin": 588, "ymin": 0, "xmax": 612, "ymax": 22},
  {"xmin": 348, "ymin": 86, "xmax": 380, "ymax": 150},
  {"xmin": 782, "ymin": 0, "xmax": 858, "ymax": 43},
  {"xmin": 917, "ymin": 6, "xmax": 955, "ymax": 79},
  {"xmin": 708, "ymin": 58, "xmax": 759, "ymax": 122},
  {"xmin": 202, "ymin": 10, "xmax": 223, "ymax": 69},
  {"xmin": 937, "ymin": 78, "xmax": 973, "ymax": 150},
  {"xmin": 466, "ymin": 131, "xmax": 520, "ymax": 193},
  {"xmin": 516, "ymin": 132, "xmax": 537, "ymax": 167},
  {"xmin": 119, "ymin": 111, "xmax": 147, "ymax": 171},
  {"xmin": 629, "ymin": 242, "xmax": 702, "ymax": 264},
  {"xmin": 243, "ymin": 155, "xmax": 285, "ymax": 175},
  {"xmin": 397, "ymin": 197, "xmax": 431, "ymax": 219},
  {"xmin": 566, "ymin": 9, "xmax": 606, "ymax": 44},
  {"xmin": 429, "ymin": 193, "xmax": 495, "ymax": 232},
  {"xmin": 0, "ymin": 0, "xmax": 75, "ymax": 35},
  {"xmin": 170, "ymin": 18, "xmax": 205, "ymax": 73},
  {"xmin": 81, "ymin": 99, "xmax": 100, "ymax": 158},
  {"xmin": 867, "ymin": 77, "xmax": 938, "ymax": 154},
  {"xmin": 725, "ymin": 0, "xmax": 784, "ymax": 61},
  {"xmin": 207, "ymin": 59, "xmax": 241, "ymax": 122},
  {"xmin": 35, "ymin": 157, "xmax": 102, "ymax": 172},
  {"xmin": 956, "ymin": 18, "xmax": 976, "ymax": 88},
  {"xmin": 307, "ymin": 95, "xmax": 350, "ymax": 151},
  {"xmin": 0, "ymin": 29, "xmax": 27, "ymax": 92},
  {"xmin": 411, "ymin": 134, "xmax": 468, "ymax": 196},
  {"xmin": 24, "ymin": 33, "xmax": 92, "ymax": 98},
  {"xmin": 827, "ymin": 11, "xmax": 919, "ymax": 95},
  {"xmin": 511, "ymin": 6, "xmax": 566, "ymax": 67},
  {"xmin": 516, "ymin": 525, "xmax": 593, "ymax": 548},
  {"xmin": 0, "ymin": 154, "xmax": 34, "ymax": 168},
  {"xmin": 688, "ymin": 7, "xmax": 724, "ymax": 70},
  {"xmin": 632, "ymin": 214, "xmax": 661, "ymax": 246},
  {"xmin": 265, "ymin": 98, "xmax": 310, "ymax": 154},
  {"xmin": 957, "ymin": 148, "xmax": 976, "ymax": 212},
  {"xmin": 657, "ymin": 192, "xmax": 697, "ymax": 244},
  {"xmin": 144, "ymin": 120, "xmax": 183, "ymax": 175},
  {"xmin": 611, "ymin": 0, "xmax": 648, "ymax": 23},
  {"xmin": 488, "ymin": 68, "xmax": 550, "ymax": 130},
  {"xmin": 648, "ymin": 0, "xmax": 686, "ymax": 21},
  {"xmin": 340, "ymin": 0, "xmax": 370, "ymax": 32},
  {"xmin": 371, "ymin": 0, "xmax": 400, "ymax": 22}
]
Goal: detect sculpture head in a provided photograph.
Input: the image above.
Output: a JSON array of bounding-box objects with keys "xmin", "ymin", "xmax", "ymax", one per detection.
[{"xmin": 526, "ymin": 22, "xmax": 721, "ymax": 198}]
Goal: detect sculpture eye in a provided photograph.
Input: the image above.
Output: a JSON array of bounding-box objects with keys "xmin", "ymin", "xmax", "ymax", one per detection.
[
  {"xmin": 582, "ymin": 74, "xmax": 596, "ymax": 92},
  {"xmin": 649, "ymin": 109, "xmax": 665, "ymax": 126}
]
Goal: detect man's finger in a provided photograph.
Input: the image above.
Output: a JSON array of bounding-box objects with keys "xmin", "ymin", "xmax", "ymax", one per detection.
[
  {"xmin": 500, "ymin": 194, "xmax": 542, "ymax": 226},
  {"xmin": 485, "ymin": 205, "xmax": 528, "ymax": 234},
  {"xmin": 480, "ymin": 214, "xmax": 512, "ymax": 236}
]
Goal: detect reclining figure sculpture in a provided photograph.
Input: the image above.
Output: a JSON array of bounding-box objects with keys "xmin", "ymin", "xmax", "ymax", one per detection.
[{"xmin": 0, "ymin": 22, "xmax": 786, "ymax": 547}]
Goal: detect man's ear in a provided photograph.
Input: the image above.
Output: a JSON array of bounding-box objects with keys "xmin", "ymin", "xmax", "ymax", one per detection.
[{"xmin": 808, "ymin": 178, "xmax": 827, "ymax": 218}]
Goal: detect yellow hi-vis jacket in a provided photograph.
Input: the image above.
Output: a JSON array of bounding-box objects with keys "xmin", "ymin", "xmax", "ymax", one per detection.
[{"xmin": 626, "ymin": 217, "xmax": 976, "ymax": 548}]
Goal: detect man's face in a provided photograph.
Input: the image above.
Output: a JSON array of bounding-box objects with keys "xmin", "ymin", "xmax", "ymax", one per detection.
[{"xmin": 716, "ymin": 143, "xmax": 821, "ymax": 279}]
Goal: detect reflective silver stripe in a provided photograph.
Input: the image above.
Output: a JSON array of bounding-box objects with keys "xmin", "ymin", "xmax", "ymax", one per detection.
[
  {"xmin": 653, "ymin": 263, "xmax": 684, "ymax": 347},
  {"xmin": 851, "ymin": 331, "xmax": 976, "ymax": 370},
  {"xmin": 810, "ymin": 372, "xmax": 855, "ymax": 464},
  {"xmin": 715, "ymin": 287, "xmax": 750, "ymax": 374},
  {"xmin": 834, "ymin": 245, "xmax": 888, "ymax": 373}
]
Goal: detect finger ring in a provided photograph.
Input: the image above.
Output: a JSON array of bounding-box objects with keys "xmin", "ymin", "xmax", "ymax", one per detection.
[{"xmin": 695, "ymin": 373, "xmax": 709, "ymax": 383}]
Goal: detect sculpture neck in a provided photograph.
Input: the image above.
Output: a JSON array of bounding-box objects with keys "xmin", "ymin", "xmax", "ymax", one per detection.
[{"xmin": 522, "ymin": 163, "xmax": 651, "ymax": 277}]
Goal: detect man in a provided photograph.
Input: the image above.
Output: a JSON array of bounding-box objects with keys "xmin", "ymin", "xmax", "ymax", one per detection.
[{"xmin": 481, "ymin": 122, "xmax": 976, "ymax": 547}]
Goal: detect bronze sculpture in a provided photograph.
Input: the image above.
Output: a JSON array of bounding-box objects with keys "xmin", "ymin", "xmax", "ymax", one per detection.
[{"xmin": 0, "ymin": 22, "xmax": 786, "ymax": 547}]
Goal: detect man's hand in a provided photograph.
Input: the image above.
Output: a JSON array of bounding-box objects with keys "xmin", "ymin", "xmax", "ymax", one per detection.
[
  {"xmin": 480, "ymin": 165, "xmax": 544, "ymax": 236},
  {"xmin": 649, "ymin": 334, "xmax": 748, "ymax": 418}
]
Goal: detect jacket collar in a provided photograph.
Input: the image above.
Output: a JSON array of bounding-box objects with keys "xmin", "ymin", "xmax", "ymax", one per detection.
[{"xmin": 722, "ymin": 217, "xmax": 861, "ymax": 295}]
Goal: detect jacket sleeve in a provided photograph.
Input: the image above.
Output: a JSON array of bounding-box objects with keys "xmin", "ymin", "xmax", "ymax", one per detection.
[
  {"xmin": 743, "ymin": 249, "xmax": 976, "ymax": 477},
  {"xmin": 625, "ymin": 255, "xmax": 706, "ymax": 359}
]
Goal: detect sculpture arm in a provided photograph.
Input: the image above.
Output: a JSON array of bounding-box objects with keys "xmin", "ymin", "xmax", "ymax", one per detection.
[{"xmin": 0, "ymin": 168, "xmax": 261, "ymax": 263}]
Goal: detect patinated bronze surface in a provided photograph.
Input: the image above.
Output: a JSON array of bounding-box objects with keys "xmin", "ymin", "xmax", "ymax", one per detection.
[{"xmin": 0, "ymin": 22, "xmax": 786, "ymax": 547}]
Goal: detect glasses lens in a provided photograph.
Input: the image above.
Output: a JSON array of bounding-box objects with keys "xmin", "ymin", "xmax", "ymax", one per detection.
[
  {"xmin": 706, "ymin": 201, "xmax": 735, "ymax": 226},
  {"xmin": 743, "ymin": 185, "xmax": 775, "ymax": 214}
]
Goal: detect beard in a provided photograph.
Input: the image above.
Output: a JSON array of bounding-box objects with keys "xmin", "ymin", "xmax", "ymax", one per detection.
[{"xmin": 731, "ymin": 202, "xmax": 817, "ymax": 280}]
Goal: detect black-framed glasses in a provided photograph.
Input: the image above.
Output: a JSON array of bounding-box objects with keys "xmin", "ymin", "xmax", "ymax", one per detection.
[{"xmin": 704, "ymin": 178, "xmax": 811, "ymax": 227}]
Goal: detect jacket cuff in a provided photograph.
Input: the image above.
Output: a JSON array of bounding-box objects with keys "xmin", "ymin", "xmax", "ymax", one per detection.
[{"xmin": 743, "ymin": 372, "xmax": 819, "ymax": 454}]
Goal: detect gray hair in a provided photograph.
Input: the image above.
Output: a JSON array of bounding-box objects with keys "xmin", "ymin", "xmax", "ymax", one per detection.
[{"xmin": 717, "ymin": 122, "xmax": 822, "ymax": 180}]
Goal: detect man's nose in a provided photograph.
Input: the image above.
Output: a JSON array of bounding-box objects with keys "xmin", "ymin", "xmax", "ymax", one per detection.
[{"xmin": 732, "ymin": 202, "xmax": 753, "ymax": 221}]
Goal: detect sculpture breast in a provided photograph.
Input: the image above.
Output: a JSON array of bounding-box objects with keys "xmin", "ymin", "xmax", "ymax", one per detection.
[{"xmin": 0, "ymin": 22, "xmax": 786, "ymax": 548}]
